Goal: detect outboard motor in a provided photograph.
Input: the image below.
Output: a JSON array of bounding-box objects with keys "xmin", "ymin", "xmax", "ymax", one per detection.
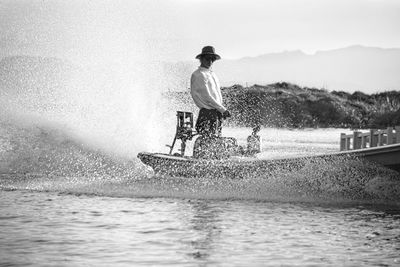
[{"xmin": 167, "ymin": 111, "xmax": 197, "ymax": 156}]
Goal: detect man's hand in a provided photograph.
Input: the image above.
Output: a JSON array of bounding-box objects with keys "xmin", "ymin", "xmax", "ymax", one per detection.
[{"xmin": 222, "ymin": 110, "xmax": 231, "ymax": 119}]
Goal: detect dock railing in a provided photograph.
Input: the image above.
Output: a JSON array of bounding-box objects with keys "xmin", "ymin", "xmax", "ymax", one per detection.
[{"xmin": 340, "ymin": 126, "xmax": 400, "ymax": 151}]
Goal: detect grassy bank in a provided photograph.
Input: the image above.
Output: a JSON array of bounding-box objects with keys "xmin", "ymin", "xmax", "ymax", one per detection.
[{"xmin": 165, "ymin": 82, "xmax": 400, "ymax": 129}]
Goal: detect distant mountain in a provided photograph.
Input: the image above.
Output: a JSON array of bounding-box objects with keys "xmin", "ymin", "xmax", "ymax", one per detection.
[
  {"xmin": 163, "ymin": 46, "xmax": 400, "ymax": 93},
  {"xmin": 2, "ymin": 46, "xmax": 399, "ymax": 98}
]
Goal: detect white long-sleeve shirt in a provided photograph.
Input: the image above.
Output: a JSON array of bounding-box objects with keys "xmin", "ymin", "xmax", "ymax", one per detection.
[{"xmin": 190, "ymin": 67, "xmax": 227, "ymax": 113}]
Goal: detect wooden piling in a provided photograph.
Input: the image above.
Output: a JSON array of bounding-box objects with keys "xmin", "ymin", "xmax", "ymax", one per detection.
[
  {"xmin": 340, "ymin": 126, "xmax": 399, "ymax": 151},
  {"xmin": 353, "ymin": 131, "xmax": 361, "ymax": 149},
  {"xmin": 361, "ymin": 134, "xmax": 368, "ymax": 148},
  {"xmin": 387, "ymin": 127, "xmax": 394, "ymax": 145},
  {"xmin": 378, "ymin": 130, "xmax": 383, "ymax": 146},
  {"xmin": 370, "ymin": 129, "xmax": 377, "ymax": 147},
  {"xmin": 396, "ymin": 126, "xmax": 400, "ymax": 144},
  {"xmin": 346, "ymin": 136, "xmax": 351, "ymax": 150},
  {"xmin": 340, "ymin": 133, "xmax": 346, "ymax": 151}
]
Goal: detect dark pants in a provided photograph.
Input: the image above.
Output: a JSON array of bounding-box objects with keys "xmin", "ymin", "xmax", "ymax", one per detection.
[{"xmin": 195, "ymin": 108, "xmax": 222, "ymax": 137}]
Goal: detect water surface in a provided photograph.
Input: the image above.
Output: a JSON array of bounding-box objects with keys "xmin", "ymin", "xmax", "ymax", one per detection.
[{"xmin": 1, "ymin": 125, "xmax": 400, "ymax": 266}]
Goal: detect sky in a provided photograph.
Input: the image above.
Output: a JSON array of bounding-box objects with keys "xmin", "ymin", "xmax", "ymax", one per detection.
[{"xmin": 0, "ymin": 0, "xmax": 399, "ymax": 63}]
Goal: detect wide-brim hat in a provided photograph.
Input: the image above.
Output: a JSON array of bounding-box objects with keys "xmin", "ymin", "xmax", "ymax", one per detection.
[{"xmin": 195, "ymin": 46, "xmax": 221, "ymax": 60}]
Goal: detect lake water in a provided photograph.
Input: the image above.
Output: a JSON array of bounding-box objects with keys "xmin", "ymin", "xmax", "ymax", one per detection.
[{"xmin": 1, "ymin": 125, "xmax": 400, "ymax": 266}]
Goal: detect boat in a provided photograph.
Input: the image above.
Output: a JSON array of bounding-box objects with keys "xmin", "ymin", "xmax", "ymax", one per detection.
[
  {"xmin": 138, "ymin": 144, "xmax": 400, "ymax": 178},
  {"xmin": 137, "ymin": 112, "xmax": 400, "ymax": 177}
]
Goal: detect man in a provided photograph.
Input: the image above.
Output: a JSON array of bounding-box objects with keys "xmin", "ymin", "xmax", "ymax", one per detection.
[
  {"xmin": 190, "ymin": 46, "xmax": 232, "ymax": 159},
  {"xmin": 190, "ymin": 46, "xmax": 231, "ymax": 138}
]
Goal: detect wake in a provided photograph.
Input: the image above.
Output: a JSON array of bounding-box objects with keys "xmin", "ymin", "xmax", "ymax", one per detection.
[{"xmin": 1, "ymin": 117, "xmax": 400, "ymax": 205}]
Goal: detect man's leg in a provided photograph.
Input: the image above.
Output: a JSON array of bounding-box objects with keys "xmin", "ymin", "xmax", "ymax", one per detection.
[
  {"xmin": 209, "ymin": 110, "xmax": 222, "ymax": 137},
  {"xmin": 194, "ymin": 109, "xmax": 223, "ymax": 158},
  {"xmin": 196, "ymin": 109, "xmax": 221, "ymax": 137}
]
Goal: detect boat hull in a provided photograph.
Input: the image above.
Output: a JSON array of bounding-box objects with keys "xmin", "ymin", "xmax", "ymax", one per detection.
[
  {"xmin": 339, "ymin": 143, "xmax": 400, "ymax": 172},
  {"xmin": 138, "ymin": 143, "xmax": 400, "ymax": 178},
  {"xmin": 137, "ymin": 152, "xmax": 308, "ymax": 178}
]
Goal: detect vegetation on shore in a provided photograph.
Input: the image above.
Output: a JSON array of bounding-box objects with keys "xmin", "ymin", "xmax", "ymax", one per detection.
[{"xmin": 165, "ymin": 82, "xmax": 400, "ymax": 129}]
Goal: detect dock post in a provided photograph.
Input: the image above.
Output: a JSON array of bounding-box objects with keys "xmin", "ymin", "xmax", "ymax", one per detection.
[
  {"xmin": 387, "ymin": 127, "xmax": 394, "ymax": 145},
  {"xmin": 395, "ymin": 126, "xmax": 400, "ymax": 144},
  {"xmin": 361, "ymin": 135, "xmax": 367, "ymax": 148},
  {"xmin": 377, "ymin": 130, "xmax": 383, "ymax": 146},
  {"xmin": 370, "ymin": 129, "xmax": 377, "ymax": 147},
  {"xmin": 353, "ymin": 131, "xmax": 361, "ymax": 149},
  {"xmin": 346, "ymin": 136, "xmax": 351, "ymax": 150},
  {"xmin": 340, "ymin": 133, "xmax": 346, "ymax": 151}
]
